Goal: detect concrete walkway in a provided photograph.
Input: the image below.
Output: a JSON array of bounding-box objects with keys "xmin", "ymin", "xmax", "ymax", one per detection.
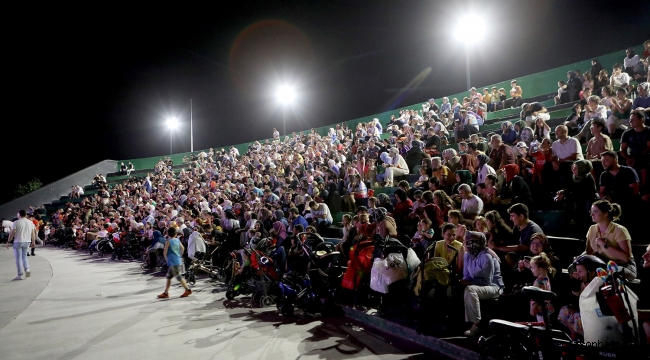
[{"xmin": 0, "ymin": 246, "xmax": 448, "ymax": 360}]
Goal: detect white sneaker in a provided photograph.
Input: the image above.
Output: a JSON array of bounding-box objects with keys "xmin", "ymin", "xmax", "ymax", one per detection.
[
  {"xmin": 14, "ymin": 275, "xmax": 23, "ymax": 280},
  {"xmin": 463, "ymin": 324, "xmax": 480, "ymax": 336},
  {"xmin": 25, "ymin": 270, "xmax": 31, "ymax": 278}
]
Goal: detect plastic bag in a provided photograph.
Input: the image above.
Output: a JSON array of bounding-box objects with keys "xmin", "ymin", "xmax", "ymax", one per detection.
[
  {"xmin": 580, "ymin": 277, "xmax": 638, "ymax": 344},
  {"xmin": 370, "ymin": 254, "xmax": 408, "ymax": 294},
  {"xmin": 405, "ymin": 248, "xmax": 421, "ymax": 275}
]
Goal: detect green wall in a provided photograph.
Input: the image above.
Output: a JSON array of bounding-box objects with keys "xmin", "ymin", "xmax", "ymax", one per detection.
[{"xmin": 119, "ymin": 45, "xmax": 642, "ymax": 170}]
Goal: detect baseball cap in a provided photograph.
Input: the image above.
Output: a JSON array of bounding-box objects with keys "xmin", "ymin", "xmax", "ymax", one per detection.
[{"xmin": 516, "ymin": 142, "xmax": 528, "ymax": 149}]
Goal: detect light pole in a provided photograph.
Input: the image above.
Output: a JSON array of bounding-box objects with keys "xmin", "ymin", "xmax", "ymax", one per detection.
[
  {"xmin": 276, "ymin": 85, "xmax": 296, "ymax": 136},
  {"xmin": 166, "ymin": 118, "xmax": 178, "ymax": 155},
  {"xmin": 454, "ymin": 15, "xmax": 484, "ymax": 91},
  {"xmin": 190, "ymin": 98, "xmax": 193, "ymax": 152}
]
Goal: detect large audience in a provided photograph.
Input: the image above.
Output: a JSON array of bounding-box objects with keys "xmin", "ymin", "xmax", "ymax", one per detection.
[{"xmin": 4, "ymin": 43, "xmax": 650, "ymax": 347}]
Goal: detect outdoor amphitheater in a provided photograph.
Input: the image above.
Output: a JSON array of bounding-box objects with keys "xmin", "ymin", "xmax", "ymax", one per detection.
[{"xmin": 0, "ymin": 14, "xmax": 649, "ymax": 360}]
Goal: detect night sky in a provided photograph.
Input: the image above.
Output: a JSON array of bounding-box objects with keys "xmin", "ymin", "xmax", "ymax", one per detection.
[{"xmin": 4, "ymin": 0, "xmax": 649, "ymax": 205}]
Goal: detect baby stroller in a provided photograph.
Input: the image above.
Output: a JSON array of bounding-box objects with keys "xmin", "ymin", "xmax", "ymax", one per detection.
[
  {"xmin": 369, "ymin": 235, "xmax": 420, "ymax": 317},
  {"xmin": 277, "ymin": 232, "xmax": 345, "ymax": 317},
  {"xmin": 411, "ymin": 240, "xmax": 461, "ymax": 333},
  {"xmin": 189, "ymin": 242, "xmax": 235, "ymax": 284},
  {"xmin": 122, "ymin": 232, "xmax": 141, "ymax": 261},
  {"xmin": 59, "ymin": 227, "xmax": 76, "ymax": 248},
  {"xmin": 248, "ymin": 239, "xmax": 282, "ymax": 307},
  {"xmin": 225, "ymin": 249, "xmax": 254, "ymax": 301},
  {"xmin": 96, "ymin": 237, "xmax": 116, "ymax": 258}
]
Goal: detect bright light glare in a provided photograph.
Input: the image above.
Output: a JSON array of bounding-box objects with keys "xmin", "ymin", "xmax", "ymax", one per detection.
[
  {"xmin": 454, "ymin": 15, "xmax": 485, "ymax": 42},
  {"xmin": 166, "ymin": 117, "xmax": 178, "ymax": 130},
  {"xmin": 276, "ymin": 86, "xmax": 296, "ymax": 104}
]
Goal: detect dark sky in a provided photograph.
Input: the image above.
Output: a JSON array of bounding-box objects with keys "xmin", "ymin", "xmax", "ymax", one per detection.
[{"xmin": 4, "ymin": 0, "xmax": 649, "ymax": 204}]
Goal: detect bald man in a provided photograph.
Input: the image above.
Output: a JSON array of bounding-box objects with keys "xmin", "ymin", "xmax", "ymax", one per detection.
[{"xmin": 543, "ymin": 125, "xmax": 584, "ymax": 192}]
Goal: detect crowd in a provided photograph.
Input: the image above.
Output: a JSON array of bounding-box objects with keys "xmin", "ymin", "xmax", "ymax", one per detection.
[{"xmin": 3, "ymin": 44, "xmax": 650, "ymax": 346}]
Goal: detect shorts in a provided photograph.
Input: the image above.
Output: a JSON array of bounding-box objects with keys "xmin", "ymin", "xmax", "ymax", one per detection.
[{"xmin": 166, "ymin": 264, "xmax": 185, "ymax": 280}]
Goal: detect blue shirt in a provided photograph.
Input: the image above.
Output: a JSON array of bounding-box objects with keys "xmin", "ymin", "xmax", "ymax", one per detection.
[
  {"xmin": 166, "ymin": 238, "xmax": 183, "ymax": 266},
  {"xmin": 632, "ymin": 95, "xmax": 650, "ymax": 110},
  {"xmin": 463, "ymin": 250, "xmax": 504, "ymax": 288},
  {"xmin": 292, "ymin": 216, "xmax": 309, "ymax": 230}
]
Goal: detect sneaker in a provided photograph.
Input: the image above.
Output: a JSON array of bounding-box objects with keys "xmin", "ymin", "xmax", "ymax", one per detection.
[
  {"xmin": 463, "ymin": 324, "xmax": 480, "ymax": 337},
  {"xmin": 157, "ymin": 293, "xmax": 169, "ymax": 299},
  {"xmin": 14, "ymin": 275, "xmax": 23, "ymax": 280},
  {"xmin": 180, "ymin": 289, "xmax": 192, "ymax": 298},
  {"xmin": 26, "ymin": 270, "xmax": 31, "ymax": 278}
]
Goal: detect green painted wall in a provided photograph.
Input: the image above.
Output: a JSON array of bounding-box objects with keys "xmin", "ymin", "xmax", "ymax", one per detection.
[{"xmin": 119, "ymin": 45, "xmax": 642, "ymax": 170}]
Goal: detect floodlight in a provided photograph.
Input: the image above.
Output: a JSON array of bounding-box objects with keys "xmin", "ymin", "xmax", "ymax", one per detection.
[
  {"xmin": 166, "ymin": 117, "xmax": 179, "ymax": 130},
  {"xmin": 454, "ymin": 15, "xmax": 485, "ymax": 42},
  {"xmin": 276, "ymin": 86, "xmax": 296, "ymax": 104}
]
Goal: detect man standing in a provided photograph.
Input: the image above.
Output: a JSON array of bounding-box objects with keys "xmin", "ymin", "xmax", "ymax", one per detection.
[
  {"xmin": 157, "ymin": 227, "xmax": 192, "ymax": 299},
  {"xmin": 6, "ymin": 210, "xmax": 36, "ymax": 280},
  {"xmin": 488, "ymin": 134, "xmax": 515, "ymax": 170}
]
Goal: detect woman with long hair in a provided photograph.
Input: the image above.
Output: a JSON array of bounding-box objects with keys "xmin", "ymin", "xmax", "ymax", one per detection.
[
  {"xmin": 484, "ymin": 210, "xmax": 513, "ymax": 248},
  {"xmin": 585, "ymin": 200, "xmax": 636, "ymax": 280}
]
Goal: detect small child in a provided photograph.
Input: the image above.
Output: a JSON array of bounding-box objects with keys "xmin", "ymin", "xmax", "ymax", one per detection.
[
  {"xmin": 483, "ymin": 174, "xmax": 498, "ymax": 204},
  {"xmin": 411, "ymin": 218, "xmax": 434, "ymax": 260},
  {"xmin": 413, "ymin": 166, "xmax": 429, "ymax": 188},
  {"xmin": 531, "ymin": 138, "xmax": 552, "ymax": 186},
  {"xmin": 410, "ymin": 191, "xmax": 426, "ymax": 217},
  {"xmin": 529, "ymin": 252, "xmax": 556, "ymax": 323}
]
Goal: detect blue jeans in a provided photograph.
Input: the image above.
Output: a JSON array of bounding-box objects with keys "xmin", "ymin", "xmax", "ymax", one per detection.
[
  {"xmin": 314, "ymin": 218, "xmax": 332, "ymax": 234},
  {"xmin": 13, "ymin": 242, "xmax": 30, "ymax": 276}
]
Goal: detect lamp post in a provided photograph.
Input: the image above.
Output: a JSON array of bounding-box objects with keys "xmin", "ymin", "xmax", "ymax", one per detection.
[
  {"xmin": 190, "ymin": 98, "xmax": 193, "ymax": 152},
  {"xmin": 166, "ymin": 118, "xmax": 178, "ymax": 155},
  {"xmin": 276, "ymin": 85, "xmax": 296, "ymax": 136},
  {"xmin": 454, "ymin": 15, "xmax": 484, "ymax": 91}
]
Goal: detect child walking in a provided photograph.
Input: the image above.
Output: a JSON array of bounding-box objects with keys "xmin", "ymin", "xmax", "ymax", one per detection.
[{"xmin": 158, "ymin": 227, "xmax": 192, "ymax": 299}]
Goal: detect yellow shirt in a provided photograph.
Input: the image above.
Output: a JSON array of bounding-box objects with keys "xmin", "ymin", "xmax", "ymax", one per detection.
[
  {"xmin": 585, "ymin": 222, "xmax": 631, "ymax": 262},
  {"xmin": 433, "ymin": 239, "xmax": 463, "ymax": 264}
]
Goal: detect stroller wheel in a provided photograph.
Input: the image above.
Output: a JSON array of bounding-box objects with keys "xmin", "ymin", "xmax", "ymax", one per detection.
[
  {"xmin": 281, "ymin": 303, "xmax": 295, "ymax": 317},
  {"xmin": 260, "ymin": 296, "xmax": 274, "ymax": 308},
  {"xmin": 225, "ymin": 290, "xmax": 236, "ymax": 300}
]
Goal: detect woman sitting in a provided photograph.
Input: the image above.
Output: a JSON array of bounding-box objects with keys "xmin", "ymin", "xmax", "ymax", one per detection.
[
  {"xmin": 584, "ymin": 200, "xmax": 636, "ymax": 280},
  {"xmin": 461, "ymin": 231, "xmax": 504, "ymax": 336}
]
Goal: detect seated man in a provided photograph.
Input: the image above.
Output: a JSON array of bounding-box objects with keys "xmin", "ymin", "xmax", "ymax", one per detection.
[
  {"xmin": 461, "ymin": 231, "xmax": 504, "ymax": 336},
  {"xmin": 493, "ymin": 203, "xmax": 543, "ymax": 269},
  {"xmin": 376, "ymin": 147, "xmax": 409, "ymax": 187},
  {"xmin": 459, "ymin": 184, "xmax": 483, "ymax": 222},
  {"xmin": 544, "ymin": 125, "xmax": 583, "ymax": 192},
  {"xmin": 619, "ymin": 110, "xmax": 649, "ymax": 195},
  {"xmin": 599, "ymin": 150, "xmax": 640, "ymax": 209},
  {"xmin": 308, "ymin": 201, "xmax": 332, "ymax": 234},
  {"xmin": 631, "ymin": 82, "xmax": 649, "ymax": 110}
]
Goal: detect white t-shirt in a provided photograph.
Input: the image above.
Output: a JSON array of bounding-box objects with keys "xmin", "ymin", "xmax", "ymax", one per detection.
[
  {"xmin": 552, "ymin": 138, "xmax": 584, "ymax": 161},
  {"xmin": 461, "ymin": 195, "xmax": 484, "ymax": 215},
  {"xmin": 311, "ymin": 203, "xmax": 333, "ymax": 223},
  {"xmin": 610, "ymin": 73, "xmax": 630, "ymax": 90},
  {"xmin": 586, "ymin": 105, "xmax": 608, "ymax": 121},
  {"xmin": 12, "ymin": 218, "xmax": 35, "ymax": 243}
]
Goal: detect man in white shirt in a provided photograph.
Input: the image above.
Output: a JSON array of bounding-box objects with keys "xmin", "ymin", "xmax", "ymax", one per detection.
[
  {"xmin": 377, "ymin": 147, "xmax": 409, "ymax": 187},
  {"xmin": 6, "ymin": 210, "xmax": 36, "ymax": 279},
  {"xmin": 545, "ymin": 125, "xmax": 583, "ymax": 192},
  {"xmin": 459, "ymin": 184, "xmax": 483, "ymax": 221},
  {"xmin": 309, "ymin": 200, "xmax": 332, "ymax": 234}
]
